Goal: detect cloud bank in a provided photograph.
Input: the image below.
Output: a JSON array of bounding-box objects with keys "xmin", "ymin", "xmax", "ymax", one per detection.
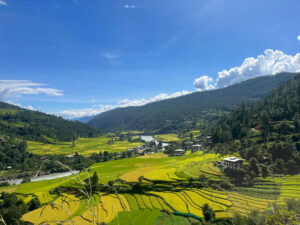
[
  {"xmin": 59, "ymin": 90, "xmax": 191, "ymax": 118},
  {"xmin": 193, "ymin": 49, "xmax": 300, "ymax": 90},
  {"xmin": 0, "ymin": 80, "xmax": 64, "ymax": 100}
]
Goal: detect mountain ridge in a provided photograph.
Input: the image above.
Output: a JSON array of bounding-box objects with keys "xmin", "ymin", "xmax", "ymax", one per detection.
[
  {"xmin": 0, "ymin": 102, "xmax": 101, "ymax": 142},
  {"xmin": 88, "ymin": 73, "xmax": 296, "ymax": 133}
]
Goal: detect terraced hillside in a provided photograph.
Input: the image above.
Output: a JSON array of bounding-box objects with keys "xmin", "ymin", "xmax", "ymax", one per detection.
[{"xmin": 2, "ymin": 150, "xmax": 296, "ymax": 224}]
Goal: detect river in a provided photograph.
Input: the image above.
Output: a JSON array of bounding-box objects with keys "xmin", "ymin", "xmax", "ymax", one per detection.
[
  {"xmin": 140, "ymin": 135, "xmax": 169, "ymax": 148},
  {"xmin": 3, "ymin": 170, "xmax": 79, "ymax": 185}
]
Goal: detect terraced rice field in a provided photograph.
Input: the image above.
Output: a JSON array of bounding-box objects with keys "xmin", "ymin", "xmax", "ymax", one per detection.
[
  {"xmin": 23, "ymin": 193, "xmax": 174, "ymax": 225},
  {"xmin": 4, "ymin": 151, "xmax": 300, "ymax": 224},
  {"xmin": 23, "ymin": 195, "xmax": 80, "ymax": 224},
  {"xmin": 278, "ymin": 174, "xmax": 300, "ymax": 202},
  {"xmin": 72, "ymin": 194, "xmax": 130, "ymax": 224},
  {"xmin": 28, "ymin": 135, "xmax": 143, "ymax": 155}
]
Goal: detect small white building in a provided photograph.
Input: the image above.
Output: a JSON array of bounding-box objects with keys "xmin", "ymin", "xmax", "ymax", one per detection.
[
  {"xmin": 206, "ymin": 136, "xmax": 213, "ymax": 144},
  {"xmin": 223, "ymin": 157, "xmax": 243, "ymax": 169},
  {"xmin": 174, "ymin": 149, "xmax": 185, "ymax": 156},
  {"xmin": 192, "ymin": 144, "xmax": 202, "ymax": 153}
]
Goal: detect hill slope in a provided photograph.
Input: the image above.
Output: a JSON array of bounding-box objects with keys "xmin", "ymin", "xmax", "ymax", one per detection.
[
  {"xmin": 0, "ymin": 102, "xmax": 101, "ymax": 142},
  {"xmin": 212, "ymin": 72, "xmax": 300, "ymax": 147},
  {"xmin": 211, "ymin": 73, "xmax": 300, "ymax": 180},
  {"xmin": 88, "ymin": 72, "xmax": 295, "ymax": 133}
]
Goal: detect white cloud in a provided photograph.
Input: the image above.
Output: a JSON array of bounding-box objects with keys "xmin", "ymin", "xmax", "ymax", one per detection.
[
  {"xmin": 0, "ymin": 0, "xmax": 7, "ymax": 6},
  {"xmin": 193, "ymin": 75, "xmax": 214, "ymax": 91},
  {"xmin": 124, "ymin": 4, "xmax": 137, "ymax": 9},
  {"xmin": 102, "ymin": 52, "xmax": 120, "ymax": 60},
  {"xmin": 6, "ymin": 101, "xmax": 34, "ymax": 110},
  {"xmin": 297, "ymin": 35, "xmax": 300, "ymax": 42},
  {"xmin": 26, "ymin": 105, "xmax": 34, "ymax": 110},
  {"xmin": 59, "ymin": 90, "xmax": 191, "ymax": 118},
  {"xmin": 0, "ymin": 80, "xmax": 64, "ymax": 100},
  {"xmin": 193, "ymin": 49, "xmax": 300, "ymax": 90}
]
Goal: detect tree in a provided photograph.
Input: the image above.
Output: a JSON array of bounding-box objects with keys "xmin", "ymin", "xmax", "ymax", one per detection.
[
  {"xmin": 28, "ymin": 198, "xmax": 41, "ymax": 211},
  {"xmin": 201, "ymin": 203, "xmax": 215, "ymax": 221},
  {"xmin": 286, "ymin": 159, "xmax": 298, "ymax": 175},
  {"xmin": 265, "ymin": 209, "xmax": 299, "ymax": 225},
  {"xmin": 0, "ymin": 193, "xmax": 28, "ymax": 225},
  {"xmin": 261, "ymin": 164, "xmax": 270, "ymax": 178},
  {"xmin": 22, "ymin": 175, "xmax": 31, "ymax": 184},
  {"xmin": 249, "ymin": 157, "xmax": 261, "ymax": 177},
  {"xmin": 274, "ymin": 159, "xmax": 287, "ymax": 175},
  {"xmin": 90, "ymin": 172, "xmax": 99, "ymax": 190}
]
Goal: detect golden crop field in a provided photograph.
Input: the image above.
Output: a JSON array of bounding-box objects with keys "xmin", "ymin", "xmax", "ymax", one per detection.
[
  {"xmin": 23, "ymin": 195, "xmax": 80, "ymax": 224},
  {"xmin": 72, "ymin": 194, "xmax": 129, "ymax": 224}
]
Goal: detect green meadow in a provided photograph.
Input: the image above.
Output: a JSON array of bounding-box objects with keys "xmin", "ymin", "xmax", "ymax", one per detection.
[{"xmin": 27, "ymin": 135, "xmax": 143, "ymax": 155}]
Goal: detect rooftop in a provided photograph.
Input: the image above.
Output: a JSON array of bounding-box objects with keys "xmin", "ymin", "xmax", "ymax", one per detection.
[
  {"xmin": 175, "ymin": 149, "xmax": 185, "ymax": 152},
  {"xmin": 224, "ymin": 157, "xmax": 243, "ymax": 162}
]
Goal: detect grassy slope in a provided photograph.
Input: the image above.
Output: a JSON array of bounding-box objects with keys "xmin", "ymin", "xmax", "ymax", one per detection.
[{"xmin": 27, "ymin": 135, "xmax": 143, "ymax": 155}]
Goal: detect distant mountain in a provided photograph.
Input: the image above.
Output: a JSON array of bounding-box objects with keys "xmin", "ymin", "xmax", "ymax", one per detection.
[
  {"xmin": 88, "ymin": 73, "xmax": 296, "ymax": 133},
  {"xmin": 75, "ymin": 115, "xmax": 96, "ymax": 123},
  {"xmin": 0, "ymin": 102, "xmax": 101, "ymax": 142}
]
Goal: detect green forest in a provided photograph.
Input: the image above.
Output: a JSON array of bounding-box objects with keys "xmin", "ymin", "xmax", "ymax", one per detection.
[{"xmin": 0, "ymin": 102, "xmax": 101, "ymax": 143}]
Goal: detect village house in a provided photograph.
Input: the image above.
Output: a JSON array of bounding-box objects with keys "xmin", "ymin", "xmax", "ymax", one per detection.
[
  {"xmin": 184, "ymin": 141, "xmax": 193, "ymax": 149},
  {"xmin": 192, "ymin": 144, "xmax": 202, "ymax": 153},
  {"xmin": 174, "ymin": 149, "xmax": 185, "ymax": 156},
  {"xmin": 206, "ymin": 136, "xmax": 213, "ymax": 144},
  {"xmin": 223, "ymin": 157, "xmax": 244, "ymax": 169}
]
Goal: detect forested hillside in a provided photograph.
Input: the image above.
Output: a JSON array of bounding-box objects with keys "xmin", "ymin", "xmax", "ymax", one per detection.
[
  {"xmin": 0, "ymin": 102, "xmax": 101, "ymax": 142},
  {"xmin": 89, "ymin": 73, "xmax": 295, "ymax": 133},
  {"xmin": 211, "ymin": 73, "xmax": 300, "ymax": 182}
]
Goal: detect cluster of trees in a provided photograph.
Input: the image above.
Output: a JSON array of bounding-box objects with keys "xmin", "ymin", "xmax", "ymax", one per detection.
[
  {"xmin": 0, "ymin": 192, "xmax": 41, "ymax": 225},
  {"xmin": 0, "ymin": 102, "xmax": 101, "ymax": 143},
  {"xmin": 89, "ymin": 73, "xmax": 294, "ymax": 133},
  {"xmin": 212, "ymin": 74, "xmax": 300, "ymax": 181}
]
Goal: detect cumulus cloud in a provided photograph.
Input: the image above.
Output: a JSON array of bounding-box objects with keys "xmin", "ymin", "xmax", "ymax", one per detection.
[
  {"xmin": 59, "ymin": 90, "xmax": 191, "ymax": 118},
  {"xmin": 0, "ymin": 80, "xmax": 63, "ymax": 100},
  {"xmin": 124, "ymin": 4, "xmax": 137, "ymax": 9},
  {"xmin": 298, "ymin": 35, "xmax": 300, "ymax": 42},
  {"xmin": 193, "ymin": 75, "xmax": 214, "ymax": 91},
  {"xmin": 193, "ymin": 49, "xmax": 300, "ymax": 90},
  {"xmin": 0, "ymin": 0, "xmax": 7, "ymax": 6}
]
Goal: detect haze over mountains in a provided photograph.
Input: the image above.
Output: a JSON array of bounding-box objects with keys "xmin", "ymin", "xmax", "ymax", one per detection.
[{"xmin": 87, "ymin": 72, "xmax": 296, "ymax": 133}]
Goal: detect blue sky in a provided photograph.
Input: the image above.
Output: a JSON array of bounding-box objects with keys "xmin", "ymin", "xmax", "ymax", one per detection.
[{"xmin": 0, "ymin": 0, "xmax": 300, "ymax": 118}]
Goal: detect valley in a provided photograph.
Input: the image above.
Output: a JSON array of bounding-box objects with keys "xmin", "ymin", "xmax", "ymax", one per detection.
[{"xmin": 0, "ymin": 73, "xmax": 299, "ymax": 225}]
